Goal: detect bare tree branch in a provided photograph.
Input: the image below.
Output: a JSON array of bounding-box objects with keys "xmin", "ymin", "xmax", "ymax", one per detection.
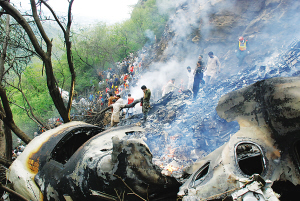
[
  {"xmin": 0, "ymin": 183, "xmax": 29, "ymax": 201},
  {"xmin": 5, "ymin": 80, "xmax": 50, "ymax": 130},
  {"xmin": 30, "ymin": 0, "xmax": 52, "ymax": 49},
  {"xmin": 0, "ymin": 12, "xmax": 10, "ymax": 81},
  {"xmin": 0, "ymin": 156, "xmax": 11, "ymax": 167},
  {"xmin": 40, "ymin": 0, "xmax": 66, "ymax": 34},
  {"xmin": 0, "ymin": 84, "xmax": 31, "ymax": 144}
]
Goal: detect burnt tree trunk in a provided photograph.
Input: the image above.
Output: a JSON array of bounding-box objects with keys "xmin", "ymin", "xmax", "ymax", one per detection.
[
  {"xmin": 0, "ymin": 87, "xmax": 31, "ymax": 144},
  {"xmin": 4, "ymin": 124, "xmax": 12, "ymax": 161},
  {"xmin": 0, "ymin": 122, "xmax": 5, "ymax": 159}
]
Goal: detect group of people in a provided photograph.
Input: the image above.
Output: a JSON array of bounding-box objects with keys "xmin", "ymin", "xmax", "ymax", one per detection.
[
  {"xmin": 109, "ymin": 85, "xmax": 151, "ymax": 127},
  {"xmin": 12, "ymin": 144, "xmax": 25, "ymax": 160},
  {"xmin": 186, "ymin": 36, "xmax": 249, "ymax": 100},
  {"xmin": 74, "ymin": 51, "xmax": 148, "ymax": 113},
  {"xmin": 79, "ymin": 36, "xmax": 249, "ymax": 127},
  {"xmin": 186, "ymin": 51, "xmax": 221, "ymax": 100}
]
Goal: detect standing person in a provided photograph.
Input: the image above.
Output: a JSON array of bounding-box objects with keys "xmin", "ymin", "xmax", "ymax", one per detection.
[
  {"xmin": 108, "ymin": 92, "xmax": 117, "ymax": 112},
  {"xmin": 205, "ymin": 51, "xmax": 221, "ymax": 84},
  {"xmin": 141, "ymin": 85, "xmax": 151, "ymax": 123},
  {"xmin": 129, "ymin": 65, "xmax": 134, "ymax": 76},
  {"xmin": 111, "ymin": 98, "xmax": 125, "ymax": 127},
  {"xmin": 192, "ymin": 61, "xmax": 205, "ymax": 100},
  {"xmin": 126, "ymin": 94, "xmax": 134, "ymax": 118},
  {"xmin": 198, "ymin": 55, "xmax": 205, "ymax": 66},
  {"xmin": 108, "ymin": 92, "xmax": 116, "ymax": 106},
  {"xmin": 89, "ymin": 93, "xmax": 94, "ymax": 103},
  {"xmin": 187, "ymin": 66, "xmax": 194, "ymax": 92},
  {"xmin": 235, "ymin": 36, "xmax": 249, "ymax": 66}
]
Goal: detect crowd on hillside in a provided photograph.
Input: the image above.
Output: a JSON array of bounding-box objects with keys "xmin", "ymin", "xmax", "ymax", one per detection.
[
  {"xmin": 71, "ymin": 49, "xmax": 150, "ymax": 115},
  {"xmin": 12, "ymin": 36, "xmax": 249, "ymax": 159},
  {"xmin": 70, "ymin": 49, "xmax": 223, "ymax": 117}
]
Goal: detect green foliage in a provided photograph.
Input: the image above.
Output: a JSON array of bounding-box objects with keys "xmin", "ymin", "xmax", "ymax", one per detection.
[
  {"xmin": 10, "ymin": 0, "xmax": 169, "ymax": 133},
  {"xmin": 71, "ymin": 0, "xmax": 169, "ymax": 94},
  {"xmin": 10, "ymin": 59, "xmax": 59, "ymax": 136}
]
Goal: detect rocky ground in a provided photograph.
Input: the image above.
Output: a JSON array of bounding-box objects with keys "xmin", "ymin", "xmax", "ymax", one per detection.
[{"xmin": 86, "ymin": 0, "xmax": 300, "ymax": 177}]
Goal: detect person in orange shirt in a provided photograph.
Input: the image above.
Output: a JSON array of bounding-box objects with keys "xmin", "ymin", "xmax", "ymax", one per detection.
[
  {"xmin": 124, "ymin": 74, "xmax": 128, "ymax": 81},
  {"xmin": 126, "ymin": 94, "xmax": 134, "ymax": 118},
  {"xmin": 108, "ymin": 92, "xmax": 117, "ymax": 112}
]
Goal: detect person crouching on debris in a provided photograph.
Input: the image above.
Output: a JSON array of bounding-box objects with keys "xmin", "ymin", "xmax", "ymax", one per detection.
[
  {"xmin": 235, "ymin": 36, "xmax": 250, "ymax": 67},
  {"xmin": 141, "ymin": 85, "xmax": 151, "ymax": 123},
  {"xmin": 162, "ymin": 78, "xmax": 179, "ymax": 97},
  {"xmin": 111, "ymin": 97, "xmax": 125, "ymax": 127}
]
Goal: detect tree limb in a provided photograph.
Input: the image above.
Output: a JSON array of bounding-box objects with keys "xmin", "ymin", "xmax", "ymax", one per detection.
[
  {"xmin": 0, "ymin": 12, "xmax": 10, "ymax": 81},
  {"xmin": 41, "ymin": 0, "xmax": 76, "ymax": 121},
  {"xmin": 0, "ymin": 85, "xmax": 31, "ymax": 144},
  {"xmin": 40, "ymin": 0, "xmax": 66, "ymax": 35},
  {"xmin": 30, "ymin": 0, "xmax": 52, "ymax": 49},
  {"xmin": 0, "ymin": 183, "xmax": 29, "ymax": 201},
  {"xmin": 0, "ymin": 156, "xmax": 11, "ymax": 168},
  {"xmin": 0, "ymin": 0, "xmax": 47, "ymax": 59},
  {"xmin": 5, "ymin": 80, "xmax": 50, "ymax": 130}
]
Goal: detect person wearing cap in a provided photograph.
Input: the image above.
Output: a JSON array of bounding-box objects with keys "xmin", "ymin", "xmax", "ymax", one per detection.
[
  {"xmin": 235, "ymin": 36, "xmax": 249, "ymax": 66},
  {"xmin": 141, "ymin": 85, "xmax": 151, "ymax": 123},
  {"xmin": 205, "ymin": 51, "xmax": 221, "ymax": 84}
]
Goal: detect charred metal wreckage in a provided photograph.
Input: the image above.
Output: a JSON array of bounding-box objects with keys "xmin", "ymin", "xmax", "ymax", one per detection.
[
  {"xmin": 6, "ymin": 123, "xmax": 180, "ymax": 201},
  {"xmin": 5, "ymin": 77, "xmax": 300, "ymax": 201},
  {"xmin": 179, "ymin": 76, "xmax": 300, "ymax": 201}
]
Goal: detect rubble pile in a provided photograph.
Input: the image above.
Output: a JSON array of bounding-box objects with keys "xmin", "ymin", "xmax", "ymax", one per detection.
[
  {"xmin": 4, "ymin": 40, "xmax": 300, "ymax": 200},
  {"xmin": 117, "ymin": 40, "xmax": 300, "ymax": 177}
]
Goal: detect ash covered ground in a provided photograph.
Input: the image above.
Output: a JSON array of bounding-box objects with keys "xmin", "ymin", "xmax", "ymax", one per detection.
[{"xmin": 117, "ymin": 39, "xmax": 300, "ymax": 177}]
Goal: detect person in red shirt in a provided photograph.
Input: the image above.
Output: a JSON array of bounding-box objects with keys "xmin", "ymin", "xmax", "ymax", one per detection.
[
  {"xmin": 129, "ymin": 65, "xmax": 134, "ymax": 76},
  {"xmin": 124, "ymin": 74, "xmax": 128, "ymax": 81},
  {"xmin": 126, "ymin": 94, "xmax": 134, "ymax": 118}
]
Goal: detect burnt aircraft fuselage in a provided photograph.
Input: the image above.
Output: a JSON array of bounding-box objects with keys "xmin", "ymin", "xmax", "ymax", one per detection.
[{"xmin": 7, "ymin": 122, "xmax": 179, "ymax": 201}]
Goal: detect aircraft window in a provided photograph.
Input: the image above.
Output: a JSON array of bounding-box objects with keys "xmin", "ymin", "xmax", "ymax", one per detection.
[
  {"xmin": 51, "ymin": 127, "xmax": 102, "ymax": 164},
  {"xmin": 191, "ymin": 162, "xmax": 210, "ymax": 187},
  {"xmin": 236, "ymin": 143, "xmax": 264, "ymax": 176}
]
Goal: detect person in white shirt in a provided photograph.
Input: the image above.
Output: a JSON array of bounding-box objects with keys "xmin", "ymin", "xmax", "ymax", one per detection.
[
  {"xmin": 187, "ymin": 66, "xmax": 194, "ymax": 92},
  {"xmin": 205, "ymin": 51, "xmax": 221, "ymax": 84},
  {"xmin": 111, "ymin": 98, "xmax": 125, "ymax": 127}
]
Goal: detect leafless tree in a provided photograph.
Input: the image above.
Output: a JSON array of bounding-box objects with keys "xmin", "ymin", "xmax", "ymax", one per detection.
[
  {"xmin": 0, "ymin": 0, "xmax": 76, "ymax": 124},
  {"xmin": 0, "ymin": 0, "xmax": 76, "ymax": 169}
]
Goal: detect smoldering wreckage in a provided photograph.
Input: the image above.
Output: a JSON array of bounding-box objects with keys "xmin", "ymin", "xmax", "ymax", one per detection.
[{"xmin": 3, "ymin": 76, "xmax": 300, "ymax": 201}]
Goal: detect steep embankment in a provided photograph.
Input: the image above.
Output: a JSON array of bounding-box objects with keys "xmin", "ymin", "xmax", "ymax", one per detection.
[
  {"xmin": 122, "ymin": 0, "xmax": 300, "ymax": 174},
  {"xmin": 143, "ymin": 0, "xmax": 300, "ymax": 72}
]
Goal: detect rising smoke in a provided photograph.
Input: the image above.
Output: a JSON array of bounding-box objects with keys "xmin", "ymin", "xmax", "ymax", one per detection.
[
  {"xmin": 133, "ymin": 0, "xmax": 300, "ymax": 98},
  {"xmin": 129, "ymin": 0, "xmax": 300, "ymax": 167}
]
